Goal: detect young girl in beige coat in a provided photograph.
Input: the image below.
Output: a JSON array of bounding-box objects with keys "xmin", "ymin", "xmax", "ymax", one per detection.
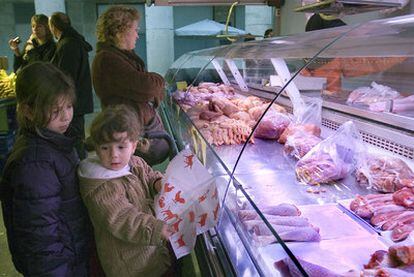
[{"xmin": 78, "ymin": 105, "xmax": 174, "ymax": 276}]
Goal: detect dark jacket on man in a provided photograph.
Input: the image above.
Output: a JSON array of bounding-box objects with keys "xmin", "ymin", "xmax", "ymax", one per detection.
[
  {"xmin": 0, "ymin": 128, "xmax": 91, "ymax": 276},
  {"xmin": 51, "ymin": 27, "xmax": 93, "ymax": 116},
  {"xmin": 13, "ymin": 39, "xmax": 56, "ymax": 72}
]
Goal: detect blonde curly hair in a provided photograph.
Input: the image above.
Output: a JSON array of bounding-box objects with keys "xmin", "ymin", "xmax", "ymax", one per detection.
[{"xmin": 96, "ymin": 5, "xmax": 140, "ymax": 45}]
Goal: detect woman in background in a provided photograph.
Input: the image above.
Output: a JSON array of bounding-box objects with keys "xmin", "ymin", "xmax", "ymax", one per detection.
[
  {"xmin": 92, "ymin": 5, "xmax": 171, "ymax": 166},
  {"xmin": 8, "ymin": 14, "xmax": 55, "ymax": 72}
]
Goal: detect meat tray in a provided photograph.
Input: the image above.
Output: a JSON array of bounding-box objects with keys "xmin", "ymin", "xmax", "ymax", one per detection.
[
  {"xmin": 299, "ymin": 203, "xmax": 377, "ymax": 239},
  {"xmin": 248, "ymin": 203, "xmax": 382, "ymax": 275},
  {"xmin": 337, "ymin": 198, "xmax": 381, "ymax": 233},
  {"xmin": 258, "ymin": 235, "xmax": 387, "ymax": 275}
]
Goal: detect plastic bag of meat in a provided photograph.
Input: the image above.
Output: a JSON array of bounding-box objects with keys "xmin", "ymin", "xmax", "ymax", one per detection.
[
  {"xmin": 278, "ymin": 97, "xmax": 322, "ymax": 144},
  {"xmin": 296, "ymin": 121, "xmax": 364, "ymax": 185},
  {"xmin": 254, "ymin": 111, "xmax": 291, "ymax": 140},
  {"xmin": 369, "ymin": 95, "xmax": 414, "ymax": 114},
  {"xmin": 356, "ymin": 154, "xmax": 414, "ymax": 193},
  {"xmin": 347, "ymin": 81, "xmax": 400, "ymax": 105},
  {"xmin": 284, "ymin": 131, "xmax": 322, "ymax": 159}
]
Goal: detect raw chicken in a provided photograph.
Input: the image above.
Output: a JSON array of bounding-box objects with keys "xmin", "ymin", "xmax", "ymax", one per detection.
[
  {"xmin": 252, "ymin": 226, "xmax": 321, "ymax": 243},
  {"xmin": 296, "ymin": 153, "xmax": 351, "ymax": 185},
  {"xmin": 274, "ymin": 257, "xmax": 342, "ymax": 277},
  {"xmin": 237, "ymin": 203, "xmax": 301, "ymax": 221},
  {"xmin": 356, "ymin": 155, "xmax": 414, "ymax": 193},
  {"xmin": 199, "ymin": 117, "xmax": 253, "ymax": 146},
  {"xmin": 285, "ymin": 132, "xmax": 322, "ymax": 159},
  {"xmin": 248, "ymin": 103, "xmax": 287, "ymax": 121},
  {"xmin": 209, "ymin": 97, "xmax": 240, "ymax": 117},
  {"xmin": 261, "ymin": 203, "xmax": 301, "ymax": 216},
  {"xmin": 232, "ymin": 96, "xmax": 265, "ymax": 111},
  {"xmin": 243, "ymin": 216, "xmax": 310, "ymax": 227},
  {"xmin": 229, "ymin": 111, "xmax": 253, "ymax": 126},
  {"xmin": 278, "ymin": 123, "xmax": 321, "ymax": 144}
]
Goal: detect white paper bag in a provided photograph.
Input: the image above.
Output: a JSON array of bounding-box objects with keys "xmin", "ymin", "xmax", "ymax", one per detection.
[{"xmin": 155, "ymin": 149, "xmax": 220, "ymax": 258}]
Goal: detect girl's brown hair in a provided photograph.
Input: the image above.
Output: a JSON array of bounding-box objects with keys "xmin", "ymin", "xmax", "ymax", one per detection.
[
  {"xmin": 90, "ymin": 105, "xmax": 149, "ymax": 152},
  {"xmin": 31, "ymin": 14, "xmax": 54, "ymax": 42},
  {"xmin": 15, "ymin": 62, "xmax": 76, "ymax": 132},
  {"xmin": 96, "ymin": 5, "xmax": 140, "ymax": 46}
]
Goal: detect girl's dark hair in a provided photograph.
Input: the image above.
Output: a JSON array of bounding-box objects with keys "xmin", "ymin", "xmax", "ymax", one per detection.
[
  {"xmin": 49, "ymin": 12, "xmax": 71, "ymax": 32},
  {"xmin": 31, "ymin": 14, "xmax": 53, "ymax": 42},
  {"xmin": 16, "ymin": 62, "xmax": 76, "ymax": 132},
  {"xmin": 90, "ymin": 105, "xmax": 149, "ymax": 152}
]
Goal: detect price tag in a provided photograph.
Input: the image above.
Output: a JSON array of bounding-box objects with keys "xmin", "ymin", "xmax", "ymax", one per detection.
[
  {"xmin": 176, "ymin": 81, "xmax": 188, "ymax": 91},
  {"xmin": 189, "ymin": 127, "xmax": 207, "ymax": 166}
]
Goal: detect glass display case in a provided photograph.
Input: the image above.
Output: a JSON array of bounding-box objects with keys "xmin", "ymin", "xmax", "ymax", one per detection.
[{"xmin": 162, "ymin": 14, "xmax": 414, "ymax": 276}]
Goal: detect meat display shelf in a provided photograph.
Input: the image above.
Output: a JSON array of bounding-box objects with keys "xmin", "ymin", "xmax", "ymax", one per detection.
[{"xmin": 162, "ymin": 14, "xmax": 414, "ymax": 277}]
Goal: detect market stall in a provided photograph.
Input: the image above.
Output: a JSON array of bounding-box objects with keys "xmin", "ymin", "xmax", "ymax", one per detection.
[{"xmin": 161, "ymin": 14, "xmax": 414, "ymax": 276}]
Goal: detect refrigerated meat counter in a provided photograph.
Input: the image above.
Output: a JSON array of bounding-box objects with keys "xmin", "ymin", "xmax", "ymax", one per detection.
[{"xmin": 160, "ymin": 14, "xmax": 414, "ymax": 276}]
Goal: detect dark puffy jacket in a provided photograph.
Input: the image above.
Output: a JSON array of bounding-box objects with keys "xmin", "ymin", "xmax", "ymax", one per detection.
[
  {"xmin": 0, "ymin": 128, "xmax": 91, "ymax": 276},
  {"xmin": 13, "ymin": 39, "xmax": 56, "ymax": 73},
  {"xmin": 51, "ymin": 27, "xmax": 94, "ymax": 116}
]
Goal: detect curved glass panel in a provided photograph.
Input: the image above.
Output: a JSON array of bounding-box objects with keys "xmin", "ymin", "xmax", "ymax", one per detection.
[{"xmin": 163, "ymin": 14, "xmax": 414, "ymax": 276}]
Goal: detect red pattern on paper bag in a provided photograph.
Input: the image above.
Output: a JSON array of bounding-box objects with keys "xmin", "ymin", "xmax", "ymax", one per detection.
[
  {"xmin": 213, "ymin": 204, "xmax": 220, "ymax": 221},
  {"xmin": 212, "ymin": 188, "xmax": 218, "ymax": 199},
  {"xmin": 174, "ymin": 191, "xmax": 186, "ymax": 204},
  {"xmin": 188, "ymin": 211, "xmax": 195, "ymax": 223},
  {"xmin": 158, "ymin": 196, "xmax": 165, "ymax": 208},
  {"xmin": 164, "ymin": 182, "xmax": 174, "ymax": 193},
  {"xmin": 198, "ymin": 189, "xmax": 210, "ymax": 203},
  {"xmin": 184, "ymin": 154, "xmax": 194, "ymax": 169},
  {"xmin": 171, "ymin": 217, "xmax": 183, "ymax": 233},
  {"xmin": 198, "ymin": 213, "xmax": 208, "ymax": 227},
  {"xmin": 176, "ymin": 234, "xmax": 186, "ymax": 248},
  {"xmin": 162, "ymin": 209, "xmax": 179, "ymax": 221}
]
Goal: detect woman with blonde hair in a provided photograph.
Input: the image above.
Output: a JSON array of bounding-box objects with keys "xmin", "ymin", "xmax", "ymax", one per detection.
[{"xmin": 92, "ymin": 5, "xmax": 172, "ymax": 166}]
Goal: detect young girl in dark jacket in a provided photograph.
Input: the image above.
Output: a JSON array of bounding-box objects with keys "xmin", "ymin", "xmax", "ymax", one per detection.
[{"xmin": 0, "ymin": 62, "xmax": 91, "ymax": 276}]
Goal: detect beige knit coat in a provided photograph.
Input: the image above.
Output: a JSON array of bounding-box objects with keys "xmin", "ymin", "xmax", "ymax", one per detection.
[{"xmin": 78, "ymin": 155, "xmax": 171, "ymax": 277}]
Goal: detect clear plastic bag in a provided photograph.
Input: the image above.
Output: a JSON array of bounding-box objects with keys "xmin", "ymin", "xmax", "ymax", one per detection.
[
  {"xmin": 254, "ymin": 110, "xmax": 291, "ymax": 140},
  {"xmin": 347, "ymin": 81, "xmax": 400, "ymax": 105},
  {"xmin": 278, "ymin": 96, "xmax": 323, "ymax": 144},
  {"xmin": 284, "ymin": 131, "xmax": 322, "ymax": 159},
  {"xmin": 356, "ymin": 153, "xmax": 414, "ymax": 193},
  {"xmin": 296, "ymin": 121, "xmax": 364, "ymax": 185}
]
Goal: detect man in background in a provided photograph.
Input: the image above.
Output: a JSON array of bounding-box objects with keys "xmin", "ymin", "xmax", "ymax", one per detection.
[{"xmin": 49, "ymin": 12, "xmax": 94, "ymax": 159}]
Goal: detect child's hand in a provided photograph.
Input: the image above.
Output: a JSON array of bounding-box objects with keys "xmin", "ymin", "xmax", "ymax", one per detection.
[
  {"xmin": 161, "ymin": 224, "xmax": 173, "ymax": 240},
  {"xmin": 155, "ymin": 179, "xmax": 162, "ymax": 193}
]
